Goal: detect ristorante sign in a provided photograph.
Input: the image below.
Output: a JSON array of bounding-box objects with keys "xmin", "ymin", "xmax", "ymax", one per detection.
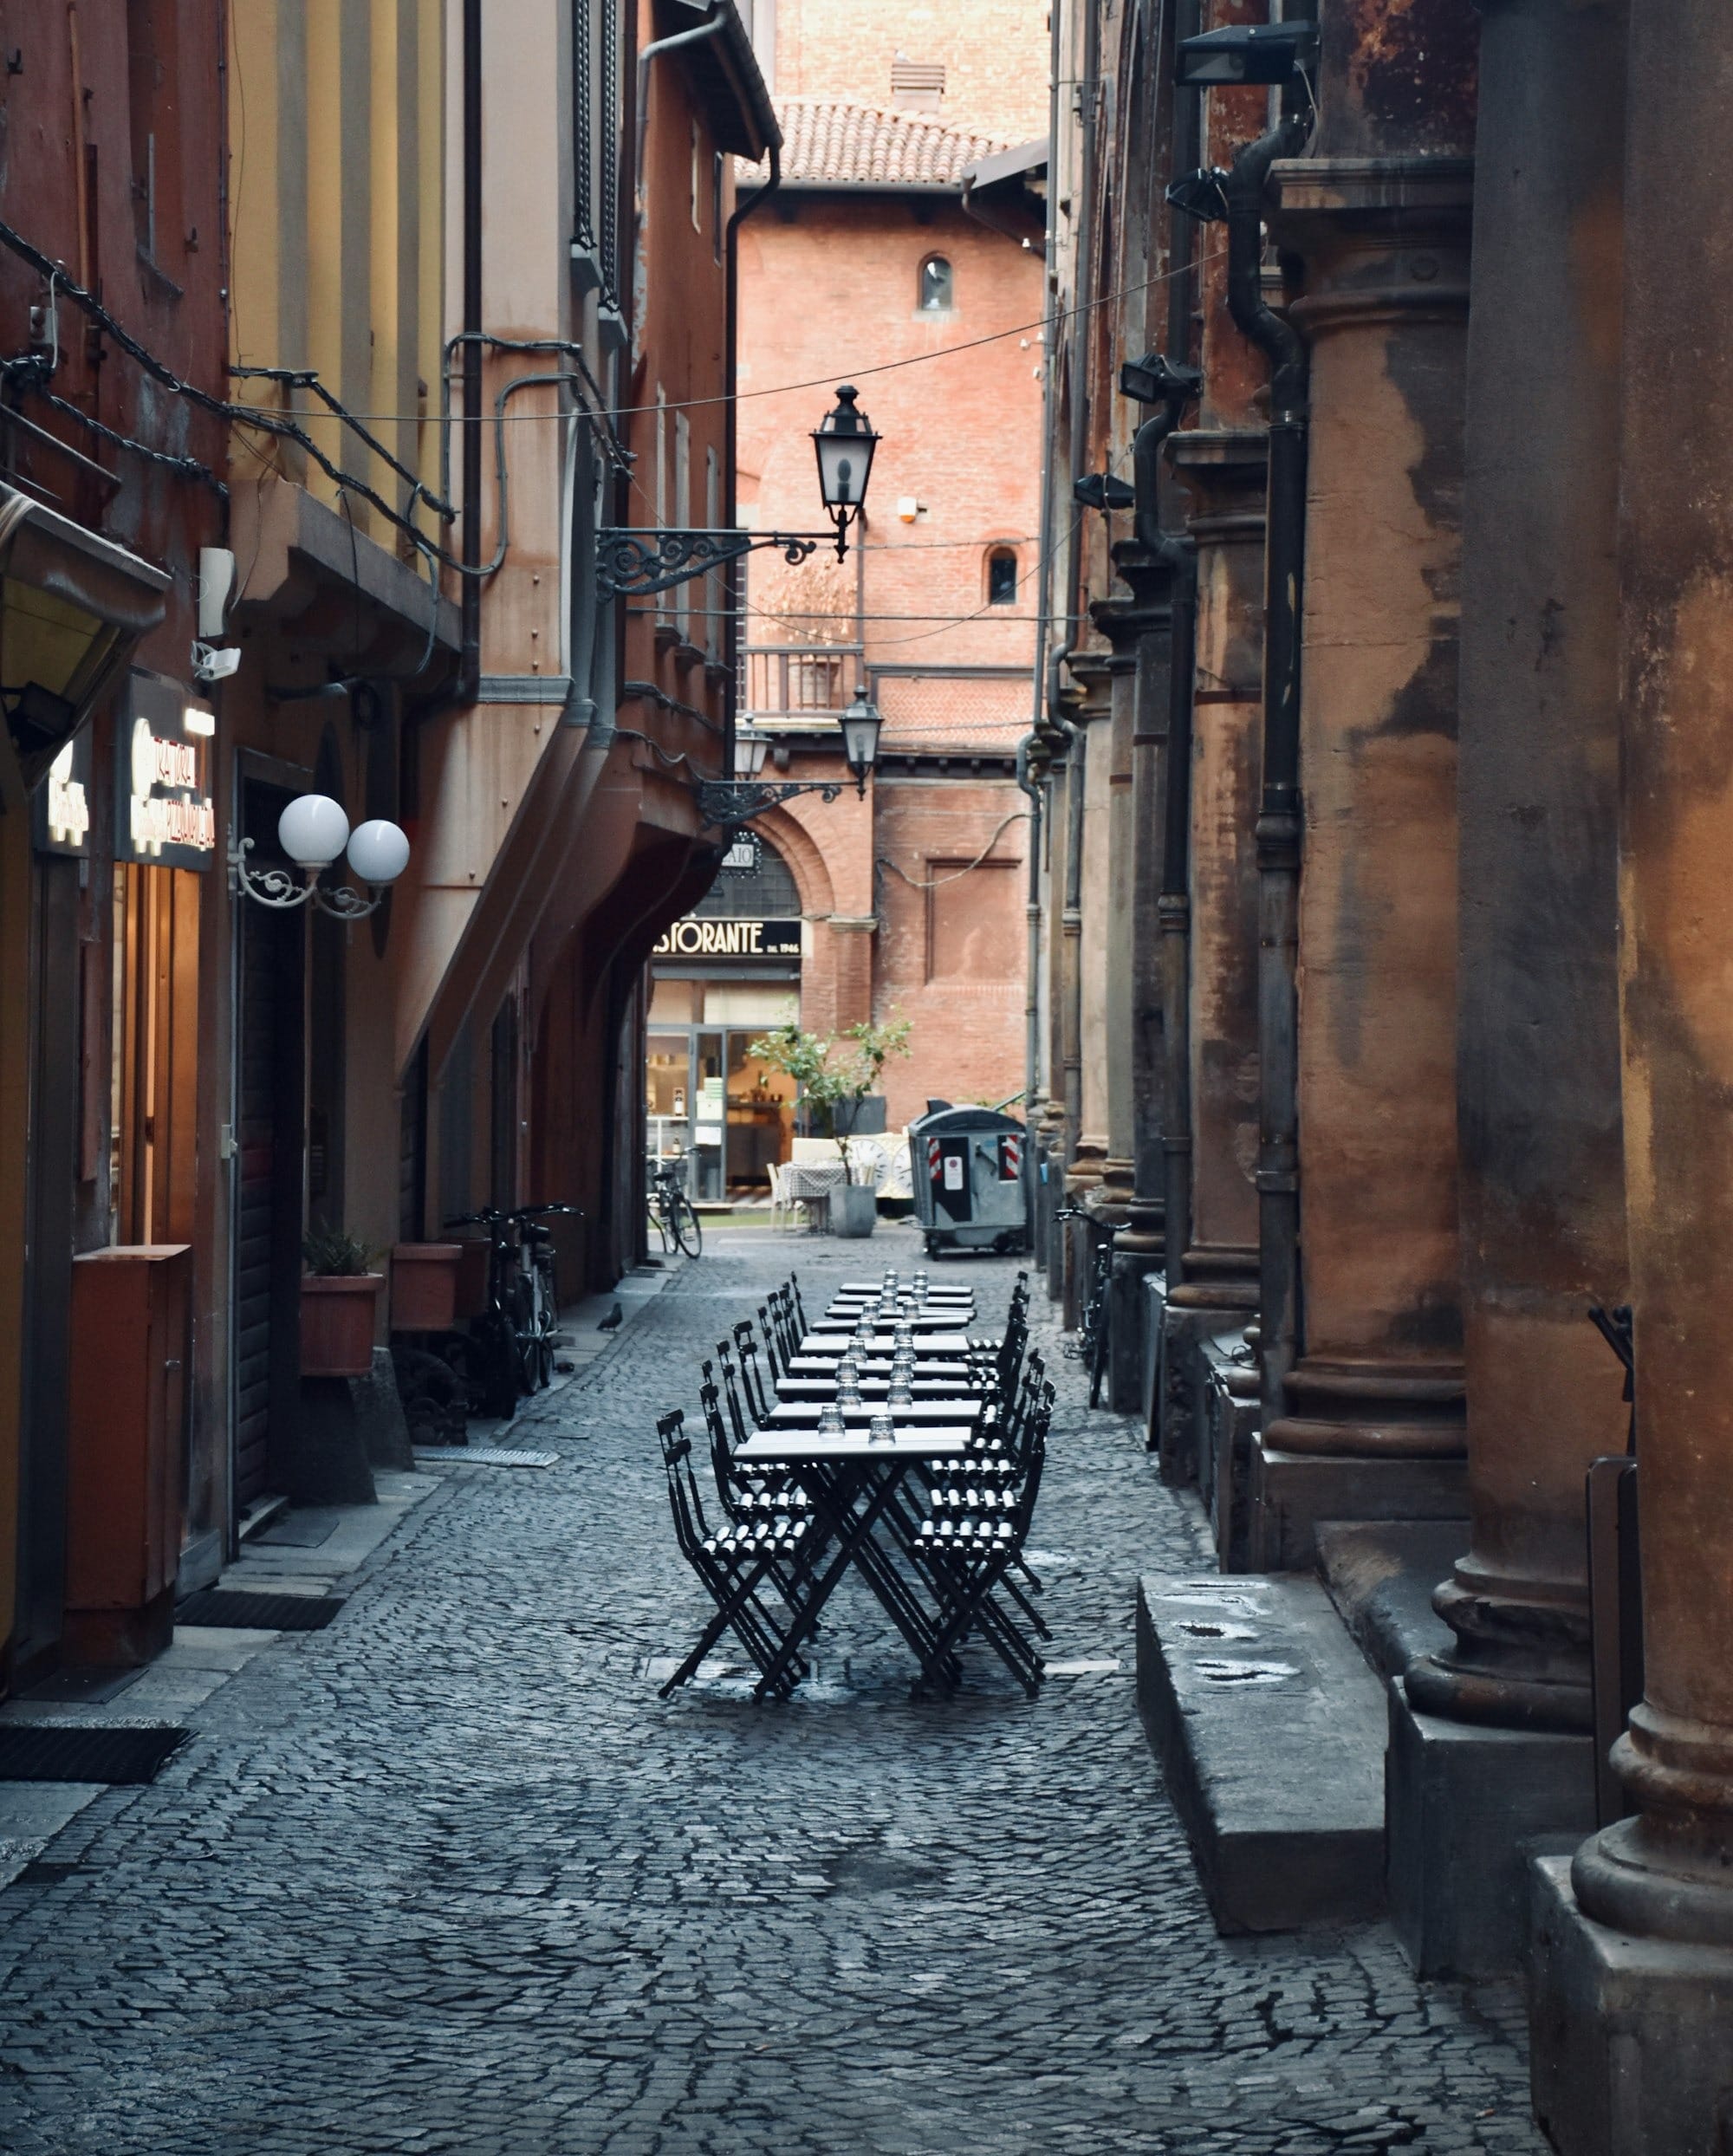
[
  {"xmin": 117, "ymin": 672, "xmax": 216, "ymax": 870},
  {"xmin": 652, "ymin": 916, "xmax": 802, "ymax": 958}
]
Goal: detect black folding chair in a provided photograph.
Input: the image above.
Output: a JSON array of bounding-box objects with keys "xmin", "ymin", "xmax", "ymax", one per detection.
[
  {"xmin": 788, "ymin": 1273, "xmax": 810, "ymax": 1335},
  {"xmin": 655, "ymin": 1410, "xmax": 813, "ymax": 1700},
  {"xmin": 734, "ymin": 1322, "xmax": 775, "ymax": 1423},
  {"xmin": 911, "ymin": 1402, "xmax": 1050, "ymax": 1698}
]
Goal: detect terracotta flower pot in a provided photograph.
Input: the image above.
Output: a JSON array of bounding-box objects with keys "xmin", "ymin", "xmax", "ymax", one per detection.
[
  {"xmin": 301, "ymin": 1274, "xmax": 384, "ymax": 1378},
  {"xmin": 390, "ymin": 1244, "xmax": 464, "ymax": 1332}
]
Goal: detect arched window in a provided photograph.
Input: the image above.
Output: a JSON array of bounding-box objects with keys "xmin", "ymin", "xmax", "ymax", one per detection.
[
  {"xmin": 987, "ymin": 548, "xmax": 1017, "ymax": 606},
  {"xmin": 918, "ymin": 256, "xmax": 953, "ymax": 312}
]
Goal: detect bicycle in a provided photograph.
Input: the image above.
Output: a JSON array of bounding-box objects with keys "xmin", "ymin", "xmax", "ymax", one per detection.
[
  {"xmin": 646, "ymin": 1154, "xmax": 703, "ymax": 1260},
  {"xmin": 1056, "ymin": 1203, "xmax": 1113, "ymax": 1408},
  {"xmin": 444, "ymin": 1203, "xmax": 583, "ymax": 1414}
]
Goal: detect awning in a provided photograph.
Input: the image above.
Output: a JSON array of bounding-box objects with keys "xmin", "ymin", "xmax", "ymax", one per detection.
[
  {"xmin": 0, "ymin": 484, "xmax": 172, "ymax": 790},
  {"xmin": 962, "ymin": 137, "xmax": 1048, "ymax": 246}
]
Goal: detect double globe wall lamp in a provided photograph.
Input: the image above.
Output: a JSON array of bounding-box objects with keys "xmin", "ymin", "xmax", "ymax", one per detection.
[
  {"xmin": 230, "ymin": 794, "xmax": 412, "ymax": 920},
  {"xmin": 596, "ymin": 385, "xmax": 880, "ymax": 601}
]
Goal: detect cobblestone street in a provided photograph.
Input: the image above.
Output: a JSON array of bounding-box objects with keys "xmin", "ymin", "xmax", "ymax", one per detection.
[{"xmin": 0, "ymin": 1232, "xmax": 1542, "ymax": 2156}]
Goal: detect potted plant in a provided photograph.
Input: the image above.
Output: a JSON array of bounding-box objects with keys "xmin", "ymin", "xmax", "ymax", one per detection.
[
  {"xmin": 749, "ymin": 1014, "xmax": 912, "ymax": 1237},
  {"xmin": 389, "ymin": 1240, "xmax": 465, "ymax": 1332},
  {"xmin": 301, "ymin": 1225, "xmax": 385, "ymax": 1378}
]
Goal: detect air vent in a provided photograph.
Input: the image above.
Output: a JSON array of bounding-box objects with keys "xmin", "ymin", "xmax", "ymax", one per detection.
[{"xmin": 891, "ymin": 56, "xmax": 944, "ymax": 111}]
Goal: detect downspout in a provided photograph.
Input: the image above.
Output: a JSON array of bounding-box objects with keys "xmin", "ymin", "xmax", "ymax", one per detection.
[
  {"xmin": 1224, "ymin": 107, "xmax": 1312, "ymax": 1435},
  {"xmin": 724, "ymin": 135, "xmax": 782, "ymax": 780},
  {"xmin": 633, "ymin": 5, "xmax": 729, "ymax": 288},
  {"xmin": 1056, "ymin": 0, "xmax": 1100, "ymax": 1181},
  {"xmin": 459, "ymin": 0, "xmax": 484, "ymax": 705},
  {"xmin": 1150, "ymin": 0, "xmax": 1207, "ymax": 1296}
]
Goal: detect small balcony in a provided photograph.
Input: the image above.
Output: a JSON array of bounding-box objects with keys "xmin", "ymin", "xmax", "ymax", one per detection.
[{"xmin": 739, "ymin": 642, "xmax": 865, "ymax": 730}]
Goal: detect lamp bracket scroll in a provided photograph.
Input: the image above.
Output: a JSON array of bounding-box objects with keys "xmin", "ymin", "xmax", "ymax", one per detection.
[
  {"xmin": 691, "ymin": 776, "xmax": 845, "ymax": 833},
  {"xmin": 228, "ymin": 834, "xmax": 386, "ymax": 920},
  {"xmin": 595, "ymin": 529, "xmax": 823, "ymax": 602}
]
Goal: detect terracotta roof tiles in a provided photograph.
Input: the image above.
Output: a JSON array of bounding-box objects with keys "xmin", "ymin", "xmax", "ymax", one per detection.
[{"xmin": 770, "ymin": 98, "xmax": 1010, "ymax": 190}]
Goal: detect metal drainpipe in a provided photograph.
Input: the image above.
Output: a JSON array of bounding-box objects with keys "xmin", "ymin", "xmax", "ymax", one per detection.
[
  {"xmin": 1224, "ymin": 107, "xmax": 1312, "ymax": 1432},
  {"xmin": 633, "ymin": 6, "xmax": 728, "ymax": 276},
  {"xmin": 1015, "ymin": 742, "xmax": 1044, "ymax": 1135},
  {"xmin": 459, "ymin": 0, "xmax": 483, "ymax": 705},
  {"xmin": 1056, "ymin": 0, "xmax": 1100, "ymax": 1183},
  {"xmin": 724, "ymin": 136, "xmax": 782, "ymax": 780}
]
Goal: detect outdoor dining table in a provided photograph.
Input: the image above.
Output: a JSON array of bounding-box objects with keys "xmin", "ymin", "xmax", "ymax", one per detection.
[
  {"xmin": 802, "ymin": 1329, "xmax": 974, "ymax": 1355},
  {"xmin": 730, "ymin": 1425, "xmax": 977, "ymax": 1696},
  {"xmin": 786, "ymin": 1354, "xmax": 974, "ymax": 1380},
  {"xmin": 838, "ymin": 1282, "xmax": 973, "ymax": 1300},
  {"xmin": 765, "ymin": 1399, "xmax": 980, "ymax": 1426},
  {"xmin": 776, "ymin": 1374, "xmax": 982, "ymax": 1401},
  {"xmin": 821, "ymin": 1307, "xmax": 971, "ymax": 1331}
]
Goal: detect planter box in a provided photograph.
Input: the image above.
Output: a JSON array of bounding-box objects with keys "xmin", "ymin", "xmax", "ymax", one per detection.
[
  {"xmin": 831, "ymin": 1184, "xmax": 879, "ymax": 1238},
  {"xmin": 390, "ymin": 1244, "xmax": 463, "ymax": 1332},
  {"xmin": 301, "ymin": 1274, "xmax": 385, "ymax": 1378}
]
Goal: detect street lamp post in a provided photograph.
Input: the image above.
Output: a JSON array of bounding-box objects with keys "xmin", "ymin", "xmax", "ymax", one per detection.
[
  {"xmin": 691, "ymin": 685, "xmax": 883, "ymax": 831},
  {"xmin": 230, "ymin": 794, "xmax": 412, "ymax": 920}
]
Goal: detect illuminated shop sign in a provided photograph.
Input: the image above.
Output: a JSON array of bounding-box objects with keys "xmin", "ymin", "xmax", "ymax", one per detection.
[
  {"xmin": 32, "ymin": 731, "xmax": 92, "ymax": 857},
  {"xmin": 652, "ymin": 916, "xmax": 802, "ymax": 958},
  {"xmin": 116, "ymin": 672, "xmax": 215, "ymax": 871}
]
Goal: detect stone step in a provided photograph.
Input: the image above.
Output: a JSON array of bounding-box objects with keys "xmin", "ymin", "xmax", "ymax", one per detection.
[
  {"xmin": 1135, "ymin": 1569, "xmax": 1387, "ymax": 1934},
  {"xmin": 1314, "ymin": 1517, "xmax": 1464, "ymax": 1679}
]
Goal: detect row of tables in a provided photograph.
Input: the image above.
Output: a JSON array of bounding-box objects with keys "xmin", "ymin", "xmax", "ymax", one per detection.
[{"xmin": 726, "ymin": 1272, "xmax": 993, "ymax": 1695}]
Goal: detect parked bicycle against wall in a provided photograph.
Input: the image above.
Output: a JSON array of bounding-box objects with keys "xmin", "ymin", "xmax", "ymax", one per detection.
[
  {"xmin": 444, "ymin": 1203, "xmax": 583, "ymax": 1415},
  {"xmin": 646, "ymin": 1154, "xmax": 703, "ymax": 1260},
  {"xmin": 1055, "ymin": 1203, "xmax": 1112, "ymax": 1408}
]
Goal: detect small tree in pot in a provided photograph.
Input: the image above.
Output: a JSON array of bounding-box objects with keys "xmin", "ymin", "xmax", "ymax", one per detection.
[{"xmin": 749, "ymin": 1015, "xmax": 912, "ymax": 1235}]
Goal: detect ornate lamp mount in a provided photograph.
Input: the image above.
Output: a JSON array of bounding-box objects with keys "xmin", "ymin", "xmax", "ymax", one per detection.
[{"xmin": 230, "ymin": 793, "xmax": 410, "ymax": 921}]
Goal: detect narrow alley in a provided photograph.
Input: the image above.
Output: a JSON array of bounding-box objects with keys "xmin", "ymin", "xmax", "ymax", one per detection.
[{"xmin": 0, "ymin": 1236, "xmax": 1536, "ymax": 2156}]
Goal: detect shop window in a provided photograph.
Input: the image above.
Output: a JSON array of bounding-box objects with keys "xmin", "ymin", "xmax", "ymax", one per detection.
[
  {"xmin": 987, "ymin": 549, "xmax": 1017, "ymax": 605},
  {"xmin": 918, "ymin": 256, "xmax": 953, "ymax": 313}
]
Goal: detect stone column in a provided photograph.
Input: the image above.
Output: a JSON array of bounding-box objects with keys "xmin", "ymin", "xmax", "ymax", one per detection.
[
  {"xmin": 1099, "ymin": 645, "xmax": 1137, "ymax": 1234},
  {"xmin": 1041, "ymin": 718, "xmax": 1077, "ymax": 1302},
  {"xmin": 1531, "ymin": 3, "xmax": 1733, "ymax": 2142},
  {"xmin": 1064, "ymin": 656, "xmax": 1113, "ymax": 1328},
  {"xmin": 1382, "ymin": 0, "xmax": 1627, "ymax": 1983},
  {"xmin": 1252, "ymin": 139, "xmax": 1476, "ymax": 1570},
  {"xmin": 1100, "ymin": 548, "xmax": 1176, "ymax": 1411},
  {"xmin": 1167, "ymin": 431, "xmax": 1265, "ymax": 1321}
]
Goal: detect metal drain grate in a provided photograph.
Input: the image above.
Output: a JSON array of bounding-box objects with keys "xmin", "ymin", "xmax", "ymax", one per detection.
[
  {"xmin": 176, "ymin": 1589, "xmax": 346, "ymax": 1632},
  {"xmin": 0, "ymin": 1724, "xmax": 190, "ymax": 1784},
  {"xmin": 412, "ymin": 1447, "xmax": 559, "ymax": 1469}
]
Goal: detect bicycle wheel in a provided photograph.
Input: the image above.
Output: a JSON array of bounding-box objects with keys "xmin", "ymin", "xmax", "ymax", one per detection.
[
  {"xmin": 646, "ymin": 1199, "xmax": 672, "ymax": 1257},
  {"xmin": 1088, "ymin": 1268, "xmax": 1112, "ymax": 1408},
  {"xmin": 669, "ymin": 1192, "xmax": 702, "ymax": 1258},
  {"xmin": 506, "ymin": 1274, "xmax": 539, "ymax": 1398},
  {"xmin": 521, "ymin": 1264, "xmax": 554, "ymax": 1392}
]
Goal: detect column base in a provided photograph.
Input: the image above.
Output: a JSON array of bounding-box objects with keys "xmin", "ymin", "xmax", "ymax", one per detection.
[
  {"xmin": 1387, "ymin": 1676, "xmax": 1595, "ymax": 1978},
  {"xmin": 1529, "ymin": 1854, "xmax": 1733, "ymax": 2156},
  {"xmin": 1249, "ymin": 1437, "xmax": 1469, "ymax": 1571},
  {"xmin": 1108, "ymin": 1244, "xmax": 1163, "ymax": 1413},
  {"xmin": 1200, "ymin": 1335, "xmax": 1262, "ymax": 1570},
  {"xmin": 1156, "ymin": 1300, "xmax": 1252, "ymax": 1486}
]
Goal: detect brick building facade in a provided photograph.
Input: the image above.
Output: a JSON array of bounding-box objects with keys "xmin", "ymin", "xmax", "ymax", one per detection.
[{"xmin": 647, "ymin": 0, "xmax": 1048, "ymax": 1190}]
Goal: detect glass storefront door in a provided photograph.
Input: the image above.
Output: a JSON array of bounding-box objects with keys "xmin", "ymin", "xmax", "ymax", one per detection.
[{"xmin": 644, "ymin": 1009, "xmax": 799, "ymax": 1199}]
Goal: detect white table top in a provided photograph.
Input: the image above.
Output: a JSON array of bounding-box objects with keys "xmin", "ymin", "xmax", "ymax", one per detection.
[
  {"xmin": 821, "ymin": 1308, "xmax": 970, "ymax": 1329},
  {"xmin": 735, "ymin": 1427, "xmax": 973, "ymax": 1464},
  {"xmin": 802, "ymin": 1330, "xmax": 974, "ymax": 1355},
  {"xmin": 766, "ymin": 1399, "xmax": 978, "ymax": 1426},
  {"xmin": 777, "ymin": 1376, "xmax": 982, "ymax": 1400},
  {"xmin": 787, "ymin": 1354, "xmax": 973, "ymax": 1380},
  {"xmin": 839, "ymin": 1282, "xmax": 973, "ymax": 1299}
]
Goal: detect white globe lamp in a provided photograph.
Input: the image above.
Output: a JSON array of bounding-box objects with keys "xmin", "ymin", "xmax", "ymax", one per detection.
[
  {"xmin": 346, "ymin": 818, "xmax": 412, "ymax": 886},
  {"xmin": 277, "ymin": 793, "xmax": 350, "ymax": 869}
]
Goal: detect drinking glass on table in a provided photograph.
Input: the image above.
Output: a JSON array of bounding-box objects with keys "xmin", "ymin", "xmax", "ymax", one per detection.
[
  {"xmin": 819, "ymin": 1399, "xmax": 846, "ymax": 1434},
  {"xmin": 867, "ymin": 1412, "xmax": 895, "ymax": 1447}
]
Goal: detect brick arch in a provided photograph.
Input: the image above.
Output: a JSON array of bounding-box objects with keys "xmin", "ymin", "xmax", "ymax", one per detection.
[{"xmin": 751, "ymin": 802, "xmax": 835, "ymax": 920}]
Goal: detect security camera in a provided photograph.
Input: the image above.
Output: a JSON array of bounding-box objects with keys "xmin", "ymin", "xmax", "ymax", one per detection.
[{"xmin": 192, "ymin": 640, "xmax": 241, "ymax": 683}]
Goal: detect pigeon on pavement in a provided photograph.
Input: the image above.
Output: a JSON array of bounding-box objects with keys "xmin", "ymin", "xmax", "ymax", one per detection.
[{"xmin": 597, "ymin": 1301, "xmax": 623, "ymax": 1332}]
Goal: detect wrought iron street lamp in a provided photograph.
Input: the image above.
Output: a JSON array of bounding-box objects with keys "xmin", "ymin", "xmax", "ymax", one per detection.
[
  {"xmin": 596, "ymin": 387, "xmax": 880, "ymax": 600},
  {"xmin": 230, "ymin": 793, "xmax": 412, "ymax": 920},
  {"xmin": 811, "ymin": 386, "xmax": 880, "ymax": 560},
  {"xmin": 691, "ymin": 685, "xmax": 884, "ymax": 831}
]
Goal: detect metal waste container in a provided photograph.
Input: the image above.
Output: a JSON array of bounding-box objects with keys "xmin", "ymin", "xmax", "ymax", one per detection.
[{"xmin": 907, "ymin": 1100, "xmax": 1029, "ymax": 1256}]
